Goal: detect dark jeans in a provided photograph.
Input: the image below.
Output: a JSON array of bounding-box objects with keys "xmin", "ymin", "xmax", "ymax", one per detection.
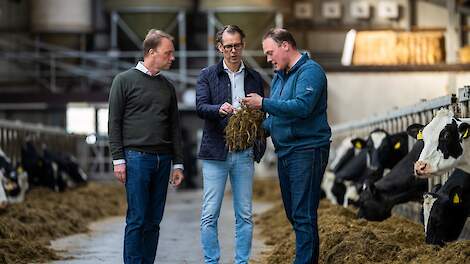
[
  {"xmin": 123, "ymin": 150, "xmax": 172, "ymax": 264},
  {"xmin": 277, "ymin": 146, "xmax": 329, "ymax": 264}
]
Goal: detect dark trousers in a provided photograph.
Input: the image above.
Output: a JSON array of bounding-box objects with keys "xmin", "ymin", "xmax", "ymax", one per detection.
[
  {"xmin": 277, "ymin": 146, "xmax": 329, "ymax": 264},
  {"xmin": 123, "ymin": 150, "xmax": 172, "ymax": 264}
]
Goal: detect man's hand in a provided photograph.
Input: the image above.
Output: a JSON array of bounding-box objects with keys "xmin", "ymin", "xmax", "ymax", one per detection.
[
  {"xmin": 242, "ymin": 93, "xmax": 263, "ymax": 110},
  {"xmin": 219, "ymin": 102, "xmax": 235, "ymax": 116},
  {"xmin": 114, "ymin": 164, "xmax": 126, "ymax": 184},
  {"xmin": 170, "ymin": 168, "xmax": 184, "ymax": 187}
]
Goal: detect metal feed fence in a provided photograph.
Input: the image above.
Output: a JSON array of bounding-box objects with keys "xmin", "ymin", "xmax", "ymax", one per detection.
[{"xmin": 331, "ymin": 85, "xmax": 470, "ymax": 190}]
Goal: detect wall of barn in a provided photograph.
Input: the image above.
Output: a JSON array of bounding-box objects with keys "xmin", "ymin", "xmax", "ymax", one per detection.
[
  {"xmin": 292, "ymin": 0, "xmax": 449, "ymax": 60},
  {"xmin": 326, "ymin": 71, "xmax": 470, "ymax": 124}
]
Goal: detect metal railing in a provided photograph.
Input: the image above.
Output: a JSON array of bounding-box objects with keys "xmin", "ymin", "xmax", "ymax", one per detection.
[
  {"xmin": 0, "ymin": 119, "xmax": 85, "ymax": 167},
  {"xmin": 0, "ymin": 35, "xmax": 274, "ymax": 92},
  {"xmin": 331, "ymin": 85, "xmax": 470, "ymax": 190}
]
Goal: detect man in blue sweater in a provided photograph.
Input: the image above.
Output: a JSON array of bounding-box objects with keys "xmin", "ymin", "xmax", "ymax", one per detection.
[{"xmin": 243, "ymin": 28, "xmax": 331, "ymax": 264}]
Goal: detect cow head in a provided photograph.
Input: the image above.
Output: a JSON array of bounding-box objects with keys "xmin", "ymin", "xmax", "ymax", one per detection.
[
  {"xmin": 423, "ymin": 185, "xmax": 466, "ymax": 245},
  {"xmin": 414, "ymin": 109, "xmax": 470, "ymax": 177},
  {"xmin": 330, "ymin": 137, "xmax": 366, "ymax": 173},
  {"xmin": 366, "ymin": 129, "xmax": 409, "ymax": 172},
  {"xmin": 366, "ymin": 129, "xmax": 390, "ymax": 171},
  {"xmin": 357, "ymin": 182, "xmax": 392, "ymax": 221}
]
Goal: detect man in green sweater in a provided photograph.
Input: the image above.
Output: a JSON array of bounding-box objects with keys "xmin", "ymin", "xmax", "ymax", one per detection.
[{"xmin": 108, "ymin": 29, "xmax": 184, "ymax": 264}]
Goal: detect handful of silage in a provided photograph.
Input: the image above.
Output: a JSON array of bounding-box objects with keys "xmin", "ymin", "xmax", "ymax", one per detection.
[{"xmin": 225, "ymin": 106, "xmax": 265, "ymax": 151}]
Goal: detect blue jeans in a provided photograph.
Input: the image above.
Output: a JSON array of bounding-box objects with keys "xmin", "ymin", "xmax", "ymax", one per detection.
[
  {"xmin": 123, "ymin": 150, "xmax": 172, "ymax": 264},
  {"xmin": 278, "ymin": 147, "xmax": 329, "ymax": 264},
  {"xmin": 200, "ymin": 148, "xmax": 254, "ymax": 264}
]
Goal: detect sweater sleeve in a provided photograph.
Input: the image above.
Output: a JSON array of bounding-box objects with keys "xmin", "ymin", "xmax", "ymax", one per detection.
[
  {"xmin": 262, "ymin": 65, "xmax": 326, "ymax": 119},
  {"xmin": 108, "ymin": 74, "xmax": 126, "ymax": 160},
  {"xmin": 169, "ymin": 83, "xmax": 184, "ymax": 165}
]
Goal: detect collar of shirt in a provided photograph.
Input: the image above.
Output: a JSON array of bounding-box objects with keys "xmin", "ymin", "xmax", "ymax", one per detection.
[
  {"xmin": 223, "ymin": 60, "xmax": 245, "ymax": 74},
  {"xmin": 286, "ymin": 54, "xmax": 303, "ymax": 74},
  {"xmin": 135, "ymin": 61, "xmax": 161, "ymax": 76}
]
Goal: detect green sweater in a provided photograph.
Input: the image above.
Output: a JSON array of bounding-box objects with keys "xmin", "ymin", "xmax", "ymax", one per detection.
[{"xmin": 108, "ymin": 68, "xmax": 183, "ymax": 164}]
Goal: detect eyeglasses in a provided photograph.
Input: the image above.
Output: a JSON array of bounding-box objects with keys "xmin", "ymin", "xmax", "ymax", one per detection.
[{"xmin": 222, "ymin": 43, "xmax": 243, "ymax": 51}]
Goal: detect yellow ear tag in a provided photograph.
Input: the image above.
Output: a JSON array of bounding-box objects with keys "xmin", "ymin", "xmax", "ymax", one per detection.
[
  {"xmin": 417, "ymin": 131, "xmax": 423, "ymax": 140},
  {"xmin": 394, "ymin": 142, "xmax": 401, "ymax": 150},
  {"xmin": 453, "ymin": 193, "xmax": 461, "ymax": 204},
  {"xmin": 355, "ymin": 142, "xmax": 362, "ymax": 149},
  {"xmin": 464, "ymin": 129, "xmax": 469, "ymax": 139}
]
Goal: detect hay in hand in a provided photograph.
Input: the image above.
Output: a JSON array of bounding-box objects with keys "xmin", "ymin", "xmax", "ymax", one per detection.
[{"xmin": 225, "ymin": 105, "xmax": 264, "ymax": 151}]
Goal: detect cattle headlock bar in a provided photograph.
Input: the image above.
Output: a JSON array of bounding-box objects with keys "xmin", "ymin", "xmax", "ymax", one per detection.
[
  {"xmin": 331, "ymin": 85, "xmax": 470, "ymax": 239},
  {"xmin": 0, "ymin": 119, "xmax": 85, "ymax": 168}
]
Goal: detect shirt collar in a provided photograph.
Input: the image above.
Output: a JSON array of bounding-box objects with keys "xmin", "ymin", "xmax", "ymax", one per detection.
[
  {"xmin": 135, "ymin": 61, "xmax": 160, "ymax": 76},
  {"xmin": 223, "ymin": 60, "xmax": 245, "ymax": 74}
]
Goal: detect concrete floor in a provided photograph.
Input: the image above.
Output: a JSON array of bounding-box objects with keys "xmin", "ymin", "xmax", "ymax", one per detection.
[{"xmin": 49, "ymin": 188, "xmax": 272, "ymax": 264}]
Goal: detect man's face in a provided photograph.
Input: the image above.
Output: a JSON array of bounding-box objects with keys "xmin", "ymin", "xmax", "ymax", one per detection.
[
  {"xmin": 148, "ymin": 37, "xmax": 175, "ymax": 71},
  {"xmin": 262, "ymin": 37, "xmax": 288, "ymax": 71},
  {"xmin": 218, "ymin": 31, "xmax": 244, "ymax": 65}
]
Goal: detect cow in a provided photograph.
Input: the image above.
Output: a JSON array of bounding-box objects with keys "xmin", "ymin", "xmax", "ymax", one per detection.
[
  {"xmin": 415, "ymin": 108, "xmax": 470, "ymax": 177},
  {"xmin": 43, "ymin": 148, "xmax": 87, "ymax": 188},
  {"xmin": 422, "ymin": 168, "xmax": 470, "ymax": 245},
  {"xmin": 335, "ymin": 129, "xmax": 411, "ymax": 207},
  {"xmin": 0, "ymin": 148, "xmax": 29, "ymax": 207},
  {"xmin": 358, "ymin": 124, "xmax": 428, "ymax": 221},
  {"xmin": 21, "ymin": 141, "xmax": 64, "ymax": 192},
  {"xmin": 323, "ymin": 137, "xmax": 366, "ymax": 204}
]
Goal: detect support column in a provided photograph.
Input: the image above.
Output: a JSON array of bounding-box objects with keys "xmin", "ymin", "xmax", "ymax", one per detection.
[
  {"xmin": 110, "ymin": 11, "xmax": 118, "ymax": 50},
  {"xmin": 446, "ymin": 0, "xmax": 461, "ymax": 64},
  {"xmin": 275, "ymin": 12, "xmax": 283, "ymax": 28},
  {"xmin": 208, "ymin": 11, "xmax": 216, "ymax": 66},
  {"xmin": 178, "ymin": 11, "xmax": 187, "ymax": 90}
]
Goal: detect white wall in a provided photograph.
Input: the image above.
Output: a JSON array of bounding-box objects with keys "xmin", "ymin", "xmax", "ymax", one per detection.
[
  {"xmin": 416, "ymin": 0, "xmax": 448, "ymax": 28},
  {"xmin": 327, "ymin": 71, "xmax": 470, "ymax": 124}
]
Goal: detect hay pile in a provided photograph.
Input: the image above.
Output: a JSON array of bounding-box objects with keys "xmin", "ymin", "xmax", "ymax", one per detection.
[
  {"xmin": 225, "ymin": 106, "xmax": 264, "ymax": 152},
  {"xmin": 253, "ymin": 177, "xmax": 281, "ymax": 202},
  {"xmin": 0, "ymin": 182, "xmax": 126, "ymax": 264},
  {"xmin": 255, "ymin": 180, "xmax": 470, "ymax": 264}
]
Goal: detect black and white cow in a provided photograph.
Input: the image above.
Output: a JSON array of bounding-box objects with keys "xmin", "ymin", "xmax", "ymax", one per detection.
[
  {"xmin": 358, "ymin": 124, "xmax": 428, "ymax": 221},
  {"xmin": 366, "ymin": 129, "xmax": 410, "ymax": 178},
  {"xmin": 0, "ymin": 148, "xmax": 29, "ymax": 207},
  {"xmin": 335, "ymin": 129, "xmax": 411, "ymax": 207},
  {"xmin": 415, "ymin": 109, "xmax": 470, "ymax": 176},
  {"xmin": 43, "ymin": 148, "xmax": 87, "ymax": 188},
  {"xmin": 323, "ymin": 137, "xmax": 366, "ymax": 204},
  {"xmin": 21, "ymin": 141, "xmax": 65, "ymax": 192},
  {"xmin": 423, "ymin": 168, "xmax": 470, "ymax": 245}
]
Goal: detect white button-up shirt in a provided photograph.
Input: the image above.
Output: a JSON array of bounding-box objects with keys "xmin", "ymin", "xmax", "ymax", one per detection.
[{"xmin": 223, "ymin": 60, "xmax": 245, "ymax": 109}]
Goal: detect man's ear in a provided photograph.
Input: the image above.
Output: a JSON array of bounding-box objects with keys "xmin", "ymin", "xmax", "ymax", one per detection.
[
  {"xmin": 407, "ymin": 123, "xmax": 425, "ymax": 139},
  {"xmin": 458, "ymin": 122, "xmax": 470, "ymax": 139},
  {"xmin": 217, "ymin": 43, "xmax": 224, "ymax": 54}
]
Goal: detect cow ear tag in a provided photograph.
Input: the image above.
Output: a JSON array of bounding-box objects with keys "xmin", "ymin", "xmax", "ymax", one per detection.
[
  {"xmin": 394, "ymin": 142, "xmax": 401, "ymax": 150},
  {"xmin": 463, "ymin": 129, "xmax": 469, "ymax": 139},
  {"xmin": 417, "ymin": 130, "xmax": 423, "ymax": 140},
  {"xmin": 355, "ymin": 142, "xmax": 362, "ymax": 149},
  {"xmin": 453, "ymin": 193, "xmax": 461, "ymax": 204}
]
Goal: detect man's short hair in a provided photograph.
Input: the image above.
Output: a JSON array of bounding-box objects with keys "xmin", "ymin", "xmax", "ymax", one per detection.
[
  {"xmin": 263, "ymin": 28, "xmax": 297, "ymax": 48},
  {"xmin": 143, "ymin": 29, "xmax": 174, "ymax": 57},
  {"xmin": 215, "ymin": 25, "xmax": 246, "ymax": 45}
]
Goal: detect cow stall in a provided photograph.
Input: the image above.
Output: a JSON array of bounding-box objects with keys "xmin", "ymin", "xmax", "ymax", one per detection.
[
  {"xmin": 330, "ymin": 85, "xmax": 470, "ymax": 241},
  {"xmin": 0, "ymin": 119, "xmax": 87, "ymax": 196}
]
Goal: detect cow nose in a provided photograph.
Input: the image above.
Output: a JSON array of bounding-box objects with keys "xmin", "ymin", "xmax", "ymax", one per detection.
[{"xmin": 414, "ymin": 161, "xmax": 430, "ymax": 178}]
